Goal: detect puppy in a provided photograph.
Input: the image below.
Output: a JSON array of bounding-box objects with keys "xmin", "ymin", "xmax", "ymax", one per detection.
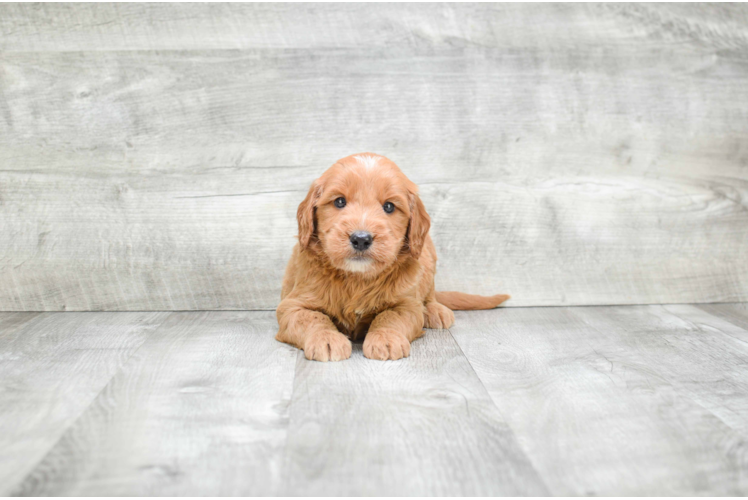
[{"xmin": 276, "ymin": 153, "xmax": 509, "ymax": 361}]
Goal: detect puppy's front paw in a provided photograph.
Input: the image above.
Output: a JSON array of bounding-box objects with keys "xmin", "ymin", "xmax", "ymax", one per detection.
[
  {"xmin": 424, "ymin": 301, "xmax": 455, "ymax": 329},
  {"xmin": 363, "ymin": 329, "xmax": 411, "ymax": 361},
  {"xmin": 304, "ymin": 330, "xmax": 352, "ymax": 362}
]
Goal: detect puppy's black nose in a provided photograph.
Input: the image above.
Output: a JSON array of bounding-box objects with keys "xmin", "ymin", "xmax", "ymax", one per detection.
[{"xmin": 350, "ymin": 231, "xmax": 373, "ymax": 251}]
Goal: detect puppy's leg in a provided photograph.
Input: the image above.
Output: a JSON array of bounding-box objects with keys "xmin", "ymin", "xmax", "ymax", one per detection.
[
  {"xmin": 363, "ymin": 299, "xmax": 424, "ymax": 361},
  {"xmin": 423, "ymin": 300, "xmax": 455, "ymax": 329},
  {"xmin": 276, "ymin": 298, "xmax": 351, "ymax": 362}
]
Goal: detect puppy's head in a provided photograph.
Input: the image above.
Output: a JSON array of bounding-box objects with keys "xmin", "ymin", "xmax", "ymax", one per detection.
[{"xmin": 297, "ymin": 153, "xmax": 430, "ymax": 275}]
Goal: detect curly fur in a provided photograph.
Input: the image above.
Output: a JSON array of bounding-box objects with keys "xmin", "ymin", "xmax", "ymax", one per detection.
[{"xmin": 276, "ymin": 153, "xmax": 509, "ymax": 361}]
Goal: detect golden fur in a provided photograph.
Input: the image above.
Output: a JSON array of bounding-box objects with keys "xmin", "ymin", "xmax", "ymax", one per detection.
[{"xmin": 276, "ymin": 153, "xmax": 509, "ymax": 361}]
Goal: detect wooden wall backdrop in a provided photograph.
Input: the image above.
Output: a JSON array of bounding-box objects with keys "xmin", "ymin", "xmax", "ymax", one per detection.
[{"xmin": 1, "ymin": 3, "xmax": 747, "ymax": 311}]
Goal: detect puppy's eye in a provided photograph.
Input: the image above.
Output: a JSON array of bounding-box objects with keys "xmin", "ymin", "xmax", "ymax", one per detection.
[
  {"xmin": 383, "ymin": 201, "xmax": 395, "ymax": 214},
  {"xmin": 334, "ymin": 197, "xmax": 346, "ymax": 209}
]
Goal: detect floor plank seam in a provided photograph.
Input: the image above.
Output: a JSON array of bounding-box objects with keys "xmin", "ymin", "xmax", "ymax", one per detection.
[
  {"xmin": 275, "ymin": 350, "xmax": 303, "ymax": 496},
  {"xmin": 445, "ymin": 325, "xmax": 553, "ymax": 495},
  {"xmin": 570, "ymin": 305, "xmax": 748, "ymax": 442},
  {"xmin": 652, "ymin": 306, "xmax": 748, "ymax": 439},
  {"xmin": 4, "ymin": 307, "xmax": 748, "ymax": 494},
  {"xmin": 7, "ymin": 311, "xmax": 176, "ymax": 496},
  {"xmin": 0, "ymin": 312, "xmax": 43, "ymax": 341},
  {"xmin": 692, "ymin": 305, "xmax": 748, "ymax": 347}
]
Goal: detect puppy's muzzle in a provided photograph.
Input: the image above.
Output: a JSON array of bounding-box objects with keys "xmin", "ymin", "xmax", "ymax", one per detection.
[{"xmin": 349, "ymin": 231, "xmax": 373, "ymax": 252}]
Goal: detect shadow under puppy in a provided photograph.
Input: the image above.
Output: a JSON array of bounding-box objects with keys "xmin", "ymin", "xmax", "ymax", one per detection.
[{"xmin": 276, "ymin": 153, "xmax": 509, "ymax": 361}]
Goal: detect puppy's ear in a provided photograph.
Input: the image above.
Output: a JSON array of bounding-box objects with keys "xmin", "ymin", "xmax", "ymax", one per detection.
[
  {"xmin": 407, "ymin": 191, "xmax": 431, "ymax": 259},
  {"xmin": 297, "ymin": 180, "xmax": 322, "ymax": 249}
]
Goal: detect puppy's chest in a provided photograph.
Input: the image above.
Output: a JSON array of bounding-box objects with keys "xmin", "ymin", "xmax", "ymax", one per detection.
[
  {"xmin": 315, "ymin": 265, "xmax": 420, "ymax": 338},
  {"xmin": 326, "ymin": 293, "xmax": 387, "ymax": 339}
]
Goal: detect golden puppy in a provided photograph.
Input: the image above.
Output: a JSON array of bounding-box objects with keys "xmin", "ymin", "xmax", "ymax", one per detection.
[{"xmin": 276, "ymin": 153, "xmax": 509, "ymax": 361}]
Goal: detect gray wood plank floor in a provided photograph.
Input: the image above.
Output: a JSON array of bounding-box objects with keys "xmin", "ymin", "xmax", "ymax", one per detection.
[
  {"xmin": 0, "ymin": 312, "xmax": 169, "ymax": 494},
  {"xmin": 2, "ymin": 305, "xmax": 748, "ymax": 496}
]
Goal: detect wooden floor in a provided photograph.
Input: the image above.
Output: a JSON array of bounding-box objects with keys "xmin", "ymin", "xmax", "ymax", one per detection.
[{"xmin": 2, "ymin": 304, "xmax": 748, "ymax": 496}]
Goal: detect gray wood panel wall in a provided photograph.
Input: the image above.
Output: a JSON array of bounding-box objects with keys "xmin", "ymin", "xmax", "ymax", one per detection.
[{"xmin": 1, "ymin": 3, "xmax": 747, "ymax": 311}]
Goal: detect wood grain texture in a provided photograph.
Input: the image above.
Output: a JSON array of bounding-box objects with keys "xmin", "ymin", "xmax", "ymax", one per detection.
[
  {"xmin": 0, "ymin": 311, "xmax": 40, "ymax": 336},
  {"xmin": 0, "ymin": 311, "xmax": 168, "ymax": 495},
  {"xmin": 450, "ymin": 307, "xmax": 748, "ymax": 495},
  {"xmin": 11, "ymin": 311, "xmax": 298, "ymax": 496},
  {"xmin": 698, "ymin": 302, "xmax": 748, "ymax": 332},
  {"xmin": 4, "ymin": 307, "xmax": 748, "ymax": 495},
  {"xmin": 2, "ymin": 4, "xmax": 747, "ymax": 52},
  {"xmin": 280, "ymin": 330, "xmax": 547, "ymax": 496},
  {"xmin": 577, "ymin": 304, "xmax": 748, "ymax": 438},
  {"xmin": 1, "ymin": 3, "xmax": 748, "ymax": 310}
]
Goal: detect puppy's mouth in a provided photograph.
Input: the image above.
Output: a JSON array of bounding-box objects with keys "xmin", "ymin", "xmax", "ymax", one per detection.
[{"xmin": 344, "ymin": 253, "xmax": 374, "ymax": 273}]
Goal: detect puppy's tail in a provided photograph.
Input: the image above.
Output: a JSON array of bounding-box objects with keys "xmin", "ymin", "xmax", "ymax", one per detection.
[{"xmin": 435, "ymin": 291, "xmax": 510, "ymax": 311}]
